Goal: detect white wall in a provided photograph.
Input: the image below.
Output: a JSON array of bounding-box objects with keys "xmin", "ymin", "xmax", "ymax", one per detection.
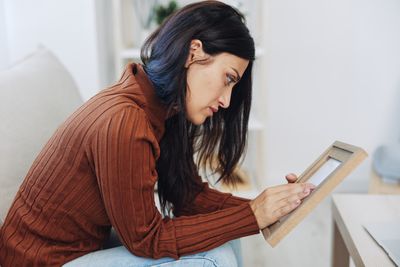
[
  {"xmin": 94, "ymin": 0, "xmax": 116, "ymax": 89},
  {"xmin": 2, "ymin": 0, "xmax": 111, "ymax": 101},
  {"xmin": 0, "ymin": 0, "xmax": 9, "ymax": 70},
  {"xmin": 260, "ymin": 0, "xmax": 400, "ymax": 191},
  {"xmin": 2, "ymin": 0, "xmax": 399, "ymax": 191}
]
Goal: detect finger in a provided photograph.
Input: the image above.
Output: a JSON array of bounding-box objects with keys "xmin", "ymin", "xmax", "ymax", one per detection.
[
  {"xmin": 285, "ymin": 173, "xmax": 298, "ymax": 183},
  {"xmin": 267, "ymin": 182, "xmax": 315, "ymax": 197},
  {"xmin": 267, "ymin": 182, "xmax": 302, "ymax": 194},
  {"xmin": 274, "ymin": 195, "xmax": 301, "ymax": 212},
  {"xmin": 273, "ymin": 183, "xmax": 313, "ymax": 204},
  {"xmin": 277, "ymin": 191, "xmax": 308, "ymax": 208},
  {"xmin": 273, "ymin": 198, "xmax": 301, "ymax": 218}
]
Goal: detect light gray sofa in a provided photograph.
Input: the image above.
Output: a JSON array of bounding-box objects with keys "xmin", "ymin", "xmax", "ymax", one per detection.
[{"xmin": 0, "ymin": 47, "xmax": 83, "ymax": 226}]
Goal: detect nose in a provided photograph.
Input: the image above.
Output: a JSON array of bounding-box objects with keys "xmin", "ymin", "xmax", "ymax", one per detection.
[{"xmin": 218, "ymin": 88, "xmax": 232, "ymax": 109}]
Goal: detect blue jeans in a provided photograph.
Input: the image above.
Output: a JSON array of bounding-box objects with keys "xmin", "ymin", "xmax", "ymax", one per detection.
[{"xmin": 63, "ymin": 236, "xmax": 243, "ymax": 267}]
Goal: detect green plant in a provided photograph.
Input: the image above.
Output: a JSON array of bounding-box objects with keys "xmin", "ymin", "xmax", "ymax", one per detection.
[{"xmin": 154, "ymin": 0, "xmax": 179, "ymax": 25}]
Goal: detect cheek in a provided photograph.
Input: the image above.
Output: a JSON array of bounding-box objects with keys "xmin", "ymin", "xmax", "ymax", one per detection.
[
  {"xmin": 185, "ymin": 68, "xmax": 226, "ymax": 124},
  {"xmin": 199, "ymin": 70, "xmax": 224, "ymax": 102},
  {"xmin": 187, "ymin": 70, "xmax": 219, "ymax": 105}
]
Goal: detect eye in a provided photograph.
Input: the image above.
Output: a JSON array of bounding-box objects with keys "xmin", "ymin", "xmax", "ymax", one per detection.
[{"xmin": 226, "ymin": 74, "xmax": 236, "ymax": 86}]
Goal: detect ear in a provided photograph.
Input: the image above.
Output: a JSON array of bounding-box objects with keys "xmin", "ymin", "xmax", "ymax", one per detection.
[{"xmin": 184, "ymin": 39, "xmax": 207, "ymax": 68}]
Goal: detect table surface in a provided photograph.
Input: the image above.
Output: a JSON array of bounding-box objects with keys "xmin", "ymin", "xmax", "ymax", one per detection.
[{"xmin": 332, "ymin": 194, "xmax": 400, "ymax": 267}]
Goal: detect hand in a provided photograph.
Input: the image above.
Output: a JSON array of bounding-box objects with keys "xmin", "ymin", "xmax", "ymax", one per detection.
[
  {"xmin": 249, "ymin": 182, "xmax": 316, "ymax": 229},
  {"xmin": 286, "ymin": 173, "xmax": 316, "ymax": 193}
]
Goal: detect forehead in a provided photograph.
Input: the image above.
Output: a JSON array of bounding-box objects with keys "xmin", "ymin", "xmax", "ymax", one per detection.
[{"xmin": 213, "ymin": 52, "xmax": 249, "ymax": 75}]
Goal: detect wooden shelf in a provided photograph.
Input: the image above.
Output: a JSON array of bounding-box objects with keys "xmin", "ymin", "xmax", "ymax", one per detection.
[
  {"xmin": 120, "ymin": 46, "xmax": 265, "ymax": 60},
  {"xmin": 249, "ymin": 116, "xmax": 264, "ymax": 131},
  {"xmin": 120, "ymin": 48, "xmax": 141, "ymax": 59},
  {"xmin": 217, "ymin": 167, "xmax": 261, "ymax": 199}
]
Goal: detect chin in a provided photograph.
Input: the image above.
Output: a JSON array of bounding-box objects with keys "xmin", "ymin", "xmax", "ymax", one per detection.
[
  {"xmin": 188, "ymin": 114, "xmax": 207, "ymax": 125},
  {"xmin": 191, "ymin": 118, "xmax": 206, "ymax": 126}
]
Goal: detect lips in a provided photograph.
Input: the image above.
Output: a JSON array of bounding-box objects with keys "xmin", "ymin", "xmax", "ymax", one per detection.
[{"xmin": 209, "ymin": 107, "xmax": 218, "ymax": 113}]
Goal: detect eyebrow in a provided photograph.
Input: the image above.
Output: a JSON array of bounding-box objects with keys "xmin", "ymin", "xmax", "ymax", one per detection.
[{"xmin": 230, "ymin": 67, "xmax": 241, "ymax": 82}]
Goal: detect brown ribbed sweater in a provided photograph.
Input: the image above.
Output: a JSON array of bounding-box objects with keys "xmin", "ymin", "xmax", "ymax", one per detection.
[{"xmin": 0, "ymin": 63, "xmax": 260, "ymax": 266}]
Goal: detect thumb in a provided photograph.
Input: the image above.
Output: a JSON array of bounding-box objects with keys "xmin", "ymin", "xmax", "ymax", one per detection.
[{"xmin": 285, "ymin": 173, "xmax": 298, "ymax": 183}]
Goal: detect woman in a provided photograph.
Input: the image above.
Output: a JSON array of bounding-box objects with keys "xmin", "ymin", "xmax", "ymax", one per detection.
[{"xmin": 0, "ymin": 1, "xmax": 315, "ymax": 266}]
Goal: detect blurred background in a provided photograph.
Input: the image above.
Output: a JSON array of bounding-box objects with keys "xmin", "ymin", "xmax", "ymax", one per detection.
[{"xmin": 0, "ymin": 0, "xmax": 399, "ymax": 266}]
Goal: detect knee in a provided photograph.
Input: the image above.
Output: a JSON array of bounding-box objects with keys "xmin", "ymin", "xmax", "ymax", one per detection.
[{"xmin": 202, "ymin": 242, "xmax": 238, "ymax": 267}]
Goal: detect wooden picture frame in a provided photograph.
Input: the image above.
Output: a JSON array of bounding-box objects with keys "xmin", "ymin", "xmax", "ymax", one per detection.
[{"xmin": 262, "ymin": 141, "xmax": 368, "ymax": 247}]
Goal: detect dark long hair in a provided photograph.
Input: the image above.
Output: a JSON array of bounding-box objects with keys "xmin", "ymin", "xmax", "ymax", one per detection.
[{"xmin": 141, "ymin": 1, "xmax": 255, "ymax": 215}]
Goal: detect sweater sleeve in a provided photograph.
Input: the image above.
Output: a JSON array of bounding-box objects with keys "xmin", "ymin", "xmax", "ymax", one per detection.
[
  {"xmin": 87, "ymin": 107, "xmax": 259, "ymax": 259},
  {"xmin": 173, "ymin": 177, "xmax": 252, "ymax": 217}
]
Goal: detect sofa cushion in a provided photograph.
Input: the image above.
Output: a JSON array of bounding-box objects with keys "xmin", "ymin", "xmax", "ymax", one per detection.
[{"xmin": 0, "ymin": 47, "xmax": 83, "ymax": 221}]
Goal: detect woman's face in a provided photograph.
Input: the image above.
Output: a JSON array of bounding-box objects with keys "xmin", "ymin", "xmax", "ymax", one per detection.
[{"xmin": 185, "ymin": 40, "xmax": 249, "ymax": 125}]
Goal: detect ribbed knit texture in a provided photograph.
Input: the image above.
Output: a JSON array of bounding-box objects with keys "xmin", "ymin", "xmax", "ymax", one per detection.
[{"xmin": 0, "ymin": 63, "xmax": 260, "ymax": 266}]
